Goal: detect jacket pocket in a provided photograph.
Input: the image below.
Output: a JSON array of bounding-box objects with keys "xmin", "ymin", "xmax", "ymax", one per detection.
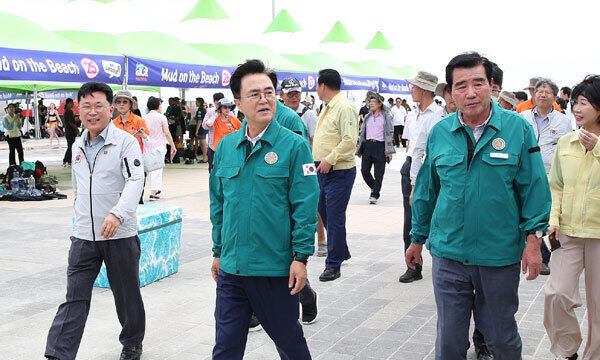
[
  {"xmin": 215, "ymin": 166, "xmax": 241, "ymax": 198},
  {"xmin": 434, "ymin": 154, "xmax": 465, "ymax": 188},
  {"xmin": 481, "ymin": 152, "xmax": 519, "ymax": 182}
]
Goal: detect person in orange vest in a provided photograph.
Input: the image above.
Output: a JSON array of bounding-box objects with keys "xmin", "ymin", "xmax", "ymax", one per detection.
[
  {"xmin": 516, "ymin": 77, "xmax": 562, "ymax": 113},
  {"xmin": 112, "ymin": 90, "xmax": 150, "ymax": 204}
]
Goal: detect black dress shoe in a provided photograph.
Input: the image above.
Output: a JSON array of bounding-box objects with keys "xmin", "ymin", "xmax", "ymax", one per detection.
[
  {"xmin": 319, "ymin": 268, "xmax": 340, "ymax": 282},
  {"xmin": 399, "ymin": 268, "xmax": 423, "ymax": 283},
  {"xmin": 46, "ymin": 357, "xmax": 59, "ymax": 360},
  {"xmin": 120, "ymin": 344, "xmax": 143, "ymax": 360}
]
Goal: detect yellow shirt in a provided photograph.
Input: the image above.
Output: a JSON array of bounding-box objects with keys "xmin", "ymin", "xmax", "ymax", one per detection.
[
  {"xmin": 312, "ymin": 92, "xmax": 358, "ymax": 170},
  {"xmin": 549, "ymin": 130, "xmax": 600, "ymax": 239}
]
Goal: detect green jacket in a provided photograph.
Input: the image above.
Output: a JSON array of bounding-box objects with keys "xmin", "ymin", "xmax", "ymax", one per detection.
[
  {"xmin": 275, "ymin": 100, "xmax": 308, "ymax": 140},
  {"xmin": 210, "ymin": 118, "xmax": 319, "ymax": 276},
  {"xmin": 411, "ymin": 102, "xmax": 551, "ymax": 266}
]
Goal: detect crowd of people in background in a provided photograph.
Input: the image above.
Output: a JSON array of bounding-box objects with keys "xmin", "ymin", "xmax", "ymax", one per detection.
[{"xmin": 1, "ymin": 51, "xmax": 598, "ymax": 360}]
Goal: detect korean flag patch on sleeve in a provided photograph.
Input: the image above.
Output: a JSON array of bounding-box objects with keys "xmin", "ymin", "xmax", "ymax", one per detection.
[{"xmin": 302, "ymin": 163, "xmax": 317, "ymax": 176}]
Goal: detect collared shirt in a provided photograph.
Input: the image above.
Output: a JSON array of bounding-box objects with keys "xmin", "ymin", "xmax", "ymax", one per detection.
[
  {"xmin": 404, "ymin": 102, "xmax": 442, "ymax": 158},
  {"xmin": 366, "ymin": 111, "xmax": 385, "ymax": 141},
  {"xmin": 113, "ymin": 112, "xmax": 150, "ymax": 152},
  {"xmin": 409, "ymin": 103, "xmax": 444, "ymax": 184},
  {"xmin": 312, "ymin": 92, "xmax": 358, "ymax": 170},
  {"xmin": 392, "ymin": 105, "xmax": 407, "ymax": 126},
  {"xmin": 549, "ymin": 130, "xmax": 600, "ymax": 239},
  {"xmin": 83, "ymin": 125, "xmax": 109, "ymax": 170},
  {"xmin": 458, "ymin": 106, "xmax": 492, "ymax": 142},
  {"xmin": 533, "ymin": 107, "xmax": 551, "ymax": 134},
  {"xmin": 245, "ymin": 123, "xmax": 269, "ymax": 146}
]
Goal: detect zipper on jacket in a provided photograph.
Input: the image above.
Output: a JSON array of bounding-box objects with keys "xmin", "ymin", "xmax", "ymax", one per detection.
[{"xmin": 79, "ymin": 144, "xmax": 109, "ymax": 241}]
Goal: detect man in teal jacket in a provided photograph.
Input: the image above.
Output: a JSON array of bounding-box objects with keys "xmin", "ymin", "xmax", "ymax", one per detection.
[
  {"xmin": 406, "ymin": 52, "xmax": 551, "ymax": 360},
  {"xmin": 210, "ymin": 59, "xmax": 318, "ymax": 360}
]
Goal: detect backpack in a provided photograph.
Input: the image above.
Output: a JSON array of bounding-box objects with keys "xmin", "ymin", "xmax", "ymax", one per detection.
[
  {"xmin": 35, "ymin": 161, "xmax": 47, "ymax": 180},
  {"xmin": 36, "ymin": 175, "xmax": 58, "ymax": 193}
]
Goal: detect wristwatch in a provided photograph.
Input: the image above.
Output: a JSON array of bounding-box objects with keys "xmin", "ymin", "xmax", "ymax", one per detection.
[
  {"xmin": 293, "ymin": 252, "xmax": 308, "ymax": 265},
  {"xmin": 526, "ymin": 230, "xmax": 544, "ymax": 238}
]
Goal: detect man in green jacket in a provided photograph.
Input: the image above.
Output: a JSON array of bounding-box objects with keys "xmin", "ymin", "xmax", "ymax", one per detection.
[
  {"xmin": 405, "ymin": 52, "xmax": 551, "ymax": 360},
  {"xmin": 209, "ymin": 59, "xmax": 318, "ymax": 360}
]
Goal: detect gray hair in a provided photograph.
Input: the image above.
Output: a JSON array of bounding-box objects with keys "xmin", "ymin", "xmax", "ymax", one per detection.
[{"xmin": 535, "ymin": 78, "xmax": 559, "ymax": 96}]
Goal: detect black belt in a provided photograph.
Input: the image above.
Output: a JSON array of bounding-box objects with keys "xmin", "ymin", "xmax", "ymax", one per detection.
[{"xmin": 366, "ymin": 139, "xmax": 384, "ymax": 143}]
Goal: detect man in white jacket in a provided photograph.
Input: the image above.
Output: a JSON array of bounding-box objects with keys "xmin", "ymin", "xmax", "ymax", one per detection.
[{"xmin": 45, "ymin": 82, "xmax": 145, "ymax": 360}]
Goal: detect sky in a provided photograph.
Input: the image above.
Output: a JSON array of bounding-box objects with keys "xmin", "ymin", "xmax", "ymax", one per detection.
[{"xmin": 2, "ymin": 0, "xmax": 599, "ymax": 94}]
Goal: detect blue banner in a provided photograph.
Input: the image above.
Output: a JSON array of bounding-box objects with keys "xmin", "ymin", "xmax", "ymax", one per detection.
[
  {"xmin": 379, "ymin": 78, "xmax": 410, "ymax": 95},
  {"xmin": 340, "ymin": 75, "xmax": 379, "ymax": 91},
  {"xmin": 0, "ymin": 47, "xmax": 124, "ymax": 84},
  {"xmin": 128, "ymin": 57, "xmax": 235, "ymax": 88},
  {"xmin": 0, "ymin": 91, "xmax": 26, "ymax": 100}
]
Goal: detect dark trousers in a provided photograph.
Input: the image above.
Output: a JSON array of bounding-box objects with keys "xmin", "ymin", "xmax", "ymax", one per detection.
[
  {"xmin": 360, "ymin": 141, "xmax": 386, "ymax": 199},
  {"xmin": 45, "ymin": 236, "xmax": 145, "ymax": 360},
  {"xmin": 431, "ymin": 255, "xmax": 522, "ymax": 360},
  {"xmin": 393, "ymin": 125, "xmax": 405, "ymax": 147},
  {"xmin": 317, "ymin": 167, "xmax": 356, "ymax": 270},
  {"xmin": 63, "ymin": 133, "xmax": 76, "ymax": 164},
  {"xmin": 7, "ymin": 136, "xmax": 24, "ymax": 165},
  {"xmin": 213, "ymin": 270, "xmax": 311, "ymax": 360},
  {"xmin": 400, "ymin": 157, "xmax": 421, "ymax": 270},
  {"xmin": 541, "ymin": 241, "xmax": 551, "ymax": 264},
  {"xmin": 207, "ymin": 147, "xmax": 215, "ymax": 173}
]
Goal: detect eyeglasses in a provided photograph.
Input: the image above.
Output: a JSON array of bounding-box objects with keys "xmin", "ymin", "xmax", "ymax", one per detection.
[
  {"xmin": 241, "ymin": 89, "xmax": 276, "ymax": 102},
  {"xmin": 80, "ymin": 104, "xmax": 109, "ymax": 113},
  {"xmin": 285, "ymin": 92, "xmax": 302, "ymax": 98}
]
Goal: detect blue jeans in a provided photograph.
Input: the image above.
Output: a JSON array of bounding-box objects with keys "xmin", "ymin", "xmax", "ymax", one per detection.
[
  {"xmin": 213, "ymin": 270, "xmax": 311, "ymax": 360},
  {"xmin": 431, "ymin": 255, "xmax": 522, "ymax": 360},
  {"xmin": 317, "ymin": 167, "xmax": 356, "ymax": 270}
]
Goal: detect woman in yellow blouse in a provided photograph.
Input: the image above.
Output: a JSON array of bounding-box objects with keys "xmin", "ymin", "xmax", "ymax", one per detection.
[{"xmin": 544, "ymin": 75, "xmax": 600, "ymax": 360}]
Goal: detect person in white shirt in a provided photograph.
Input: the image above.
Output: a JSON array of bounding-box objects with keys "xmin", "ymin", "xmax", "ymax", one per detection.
[
  {"xmin": 279, "ymin": 77, "xmax": 319, "ymax": 144},
  {"xmin": 400, "ymin": 70, "xmax": 441, "ymax": 284},
  {"xmin": 392, "ymin": 98, "xmax": 407, "ymax": 147}
]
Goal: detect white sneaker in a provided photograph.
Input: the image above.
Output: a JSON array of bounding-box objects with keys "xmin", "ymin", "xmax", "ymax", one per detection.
[{"xmin": 369, "ymin": 196, "xmax": 377, "ymax": 204}]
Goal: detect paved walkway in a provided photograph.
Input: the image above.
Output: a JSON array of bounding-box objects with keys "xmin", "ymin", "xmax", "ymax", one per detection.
[{"xmin": 0, "ymin": 140, "xmax": 589, "ymax": 359}]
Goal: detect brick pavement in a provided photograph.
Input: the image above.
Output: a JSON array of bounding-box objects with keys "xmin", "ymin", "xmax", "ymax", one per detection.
[{"xmin": 0, "ymin": 141, "xmax": 589, "ymax": 359}]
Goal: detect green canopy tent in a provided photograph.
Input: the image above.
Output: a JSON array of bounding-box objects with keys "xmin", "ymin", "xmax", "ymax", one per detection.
[
  {"xmin": 344, "ymin": 60, "xmax": 400, "ymax": 79},
  {"xmin": 365, "ymin": 31, "xmax": 393, "ymax": 51},
  {"xmin": 390, "ymin": 65, "xmax": 418, "ymax": 79},
  {"xmin": 282, "ymin": 52, "xmax": 362, "ymax": 76},
  {"xmin": 320, "ymin": 21, "xmax": 354, "ymax": 44},
  {"xmin": 263, "ymin": 9, "xmax": 302, "ymax": 34},
  {"xmin": 66, "ymin": 0, "xmax": 119, "ymax": 3},
  {"xmin": 181, "ymin": 0, "xmax": 229, "ymax": 22}
]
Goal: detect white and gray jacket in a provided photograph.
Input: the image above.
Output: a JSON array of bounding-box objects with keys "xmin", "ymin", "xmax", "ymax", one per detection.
[
  {"xmin": 356, "ymin": 108, "xmax": 396, "ymax": 156},
  {"xmin": 71, "ymin": 122, "xmax": 144, "ymax": 241},
  {"xmin": 521, "ymin": 108, "xmax": 573, "ymax": 174}
]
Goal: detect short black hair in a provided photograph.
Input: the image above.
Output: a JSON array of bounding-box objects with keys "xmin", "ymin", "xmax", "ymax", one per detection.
[
  {"xmin": 317, "ymin": 69, "xmax": 341, "ymax": 90},
  {"xmin": 230, "ymin": 59, "xmax": 277, "ymax": 99},
  {"xmin": 571, "ymin": 75, "xmax": 600, "ymax": 121},
  {"xmin": 196, "ymin": 97, "xmax": 205, "ymax": 104},
  {"xmin": 491, "ymin": 62, "xmax": 503, "ymax": 87},
  {"xmin": 212, "ymin": 93, "xmax": 224, "ymax": 102},
  {"xmin": 560, "ymin": 86, "xmax": 572, "ymax": 98},
  {"xmin": 395, "ymin": 97, "xmax": 401, "ymax": 101},
  {"xmin": 78, "ymin": 82, "xmax": 113, "ymax": 104},
  {"xmin": 147, "ymin": 96, "xmax": 161, "ymax": 111},
  {"xmin": 555, "ymin": 98, "xmax": 568, "ymax": 112},
  {"xmin": 514, "ymin": 91, "xmax": 528, "ymax": 101},
  {"xmin": 445, "ymin": 52, "xmax": 493, "ymax": 89}
]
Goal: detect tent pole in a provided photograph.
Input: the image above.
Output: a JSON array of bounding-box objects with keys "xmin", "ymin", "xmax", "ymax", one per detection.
[
  {"xmin": 272, "ymin": 0, "xmax": 275, "ymax": 20},
  {"xmin": 33, "ymin": 86, "xmax": 39, "ymax": 139},
  {"xmin": 123, "ymin": 56, "xmax": 128, "ymax": 90}
]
